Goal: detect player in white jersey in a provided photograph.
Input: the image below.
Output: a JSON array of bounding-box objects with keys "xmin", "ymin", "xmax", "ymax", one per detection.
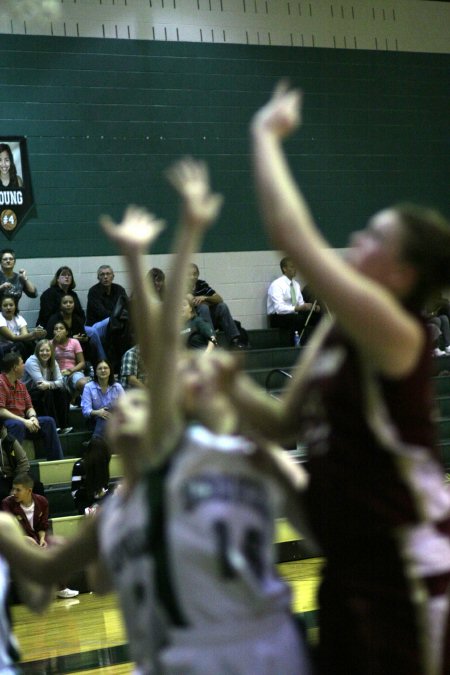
[
  {"xmin": 96, "ymin": 413, "xmax": 309, "ymax": 674},
  {"xmin": 0, "ymin": 158, "xmax": 312, "ymax": 673},
  {"xmin": 98, "ymin": 159, "xmax": 312, "ymax": 673}
]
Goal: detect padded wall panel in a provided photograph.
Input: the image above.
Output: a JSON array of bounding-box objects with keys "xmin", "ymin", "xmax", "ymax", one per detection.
[{"xmin": 0, "ymin": 34, "xmax": 448, "ymax": 257}]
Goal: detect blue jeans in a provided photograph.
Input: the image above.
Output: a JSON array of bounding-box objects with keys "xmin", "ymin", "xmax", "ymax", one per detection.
[
  {"xmin": 196, "ymin": 302, "xmax": 239, "ymax": 343},
  {"xmin": 85, "ymin": 318, "xmax": 109, "ymax": 362},
  {"xmin": 5, "ymin": 417, "xmax": 63, "ymax": 460}
]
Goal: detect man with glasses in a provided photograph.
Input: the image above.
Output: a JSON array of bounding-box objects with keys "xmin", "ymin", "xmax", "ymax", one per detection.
[{"xmin": 0, "ymin": 248, "xmax": 37, "ymax": 303}]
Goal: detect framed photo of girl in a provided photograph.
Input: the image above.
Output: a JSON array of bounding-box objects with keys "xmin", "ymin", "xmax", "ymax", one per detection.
[{"xmin": 0, "ymin": 137, "xmax": 35, "ymax": 239}]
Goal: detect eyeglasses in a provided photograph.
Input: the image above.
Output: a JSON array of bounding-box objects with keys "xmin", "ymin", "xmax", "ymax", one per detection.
[{"xmin": 1, "ymin": 258, "xmax": 14, "ymax": 262}]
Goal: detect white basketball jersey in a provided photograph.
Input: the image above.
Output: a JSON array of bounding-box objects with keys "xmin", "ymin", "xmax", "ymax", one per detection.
[
  {"xmin": 165, "ymin": 425, "xmax": 292, "ymax": 624},
  {"xmin": 99, "ymin": 425, "xmax": 309, "ymax": 674}
]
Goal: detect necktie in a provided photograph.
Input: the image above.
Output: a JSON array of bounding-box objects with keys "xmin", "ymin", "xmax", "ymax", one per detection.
[{"xmin": 290, "ymin": 281, "xmax": 296, "ymax": 306}]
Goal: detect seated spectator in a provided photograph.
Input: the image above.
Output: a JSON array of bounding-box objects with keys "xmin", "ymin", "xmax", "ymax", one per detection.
[
  {"xmin": 180, "ymin": 296, "xmax": 217, "ymax": 353},
  {"xmin": 0, "ymin": 248, "xmax": 37, "ymax": 303},
  {"xmin": 37, "ymin": 266, "xmax": 85, "ymax": 331},
  {"xmin": 47, "ymin": 293, "xmax": 93, "ymax": 364},
  {"xmin": 0, "ymin": 352, "xmax": 63, "ymax": 460},
  {"xmin": 81, "ymin": 360, "xmax": 124, "ymax": 438},
  {"xmin": 424, "ymin": 296, "xmax": 450, "ymax": 357},
  {"xmin": 187, "ymin": 263, "xmax": 245, "ymax": 349},
  {"xmin": 119, "ymin": 344, "xmax": 147, "ymax": 389},
  {"xmin": 147, "ymin": 267, "xmax": 165, "ymax": 300},
  {"xmin": 425, "ymin": 316, "xmax": 450, "ymax": 357},
  {"xmin": 71, "ymin": 436, "xmax": 111, "ymax": 515},
  {"xmin": 85, "ymin": 265, "xmax": 130, "ymax": 366},
  {"xmin": 0, "ymin": 423, "xmax": 30, "ymax": 502},
  {"xmin": 2, "ymin": 473, "xmax": 78, "ymax": 598},
  {"xmin": 86, "ymin": 265, "xmax": 127, "ymax": 326},
  {"xmin": 301, "ymin": 283, "xmax": 326, "ymax": 315},
  {"xmin": 23, "ymin": 340, "xmax": 72, "ymax": 433},
  {"xmin": 0, "ymin": 294, "xmax": 46, "ymax": 359},
  {"xmin": 1, "ymin": 473, "xmax": 48, "ymax": 546},
  {"xmin": 89, "ymin": 293, "xmax": 132, "ymax": 372},
  {"xmin": 52, "ymin": 321, "xmax": 90, "ymax": 401},
  {"xmin": 426, "ymin": 291, "xmax": 450, "ymax": 321},
  {"xmin": 47, "ymin": 294, "xmax": 87, "ymax": 343},
  {"xmin": 267, "ymin": 256, "xmax": 321, "ymax": 340}
]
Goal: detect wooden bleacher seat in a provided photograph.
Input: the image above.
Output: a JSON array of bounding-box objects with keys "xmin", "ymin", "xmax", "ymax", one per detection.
[{"xmin": 32, "ymin": 454, "xmax": 123, "ymax": 487}]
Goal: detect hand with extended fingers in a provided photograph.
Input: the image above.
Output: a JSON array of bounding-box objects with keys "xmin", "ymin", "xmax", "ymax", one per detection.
[
  {"xmin": 100, "ymin": 207, "xmax": 165, "ymax": 255},
  {"xmin": 251, "ymin": 81, "xmax": 302, "ymax": 140},
  {"xmin": 165, "ymin": 157, "xmax": 223, "ymax": 229}
]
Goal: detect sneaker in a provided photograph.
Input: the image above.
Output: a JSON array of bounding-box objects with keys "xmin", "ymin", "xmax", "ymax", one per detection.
[
  {"xmin": 69, "ymin": 404, "xmax": 78, "ymax": 410},
  {"xmin": 61, "ymin": 427, "xmax": 73, "ymax": 435},
  {"xmin": 445, "ymin": 346, "xmax": 450, "ymax": 355},
  {"xmin": 56, "ymin": 427, "xmax": 61, "ymax": 433},
  {"xmin": 230, "ymin": 337, "xmax": 246, "ymax": 351},
  {"xmin": 433, "ymin": 347, "xmax": 446, "ymax": 357},
  {"xmin": 56, "ymin": 588, "xmax": 79, "ymax": 599}
]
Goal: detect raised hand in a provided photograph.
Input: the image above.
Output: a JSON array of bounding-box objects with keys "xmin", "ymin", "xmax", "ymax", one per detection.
[
  {"xmin": 100, "ymin": 207, "xmax": 165, "ymax": 255},
  {"xmin": 251, "ymin": 81, "xmax": 302, "ymax": 139},
  {"xmin": 165, "ymin": 157, "xmax": 223, "ymax": 229}
]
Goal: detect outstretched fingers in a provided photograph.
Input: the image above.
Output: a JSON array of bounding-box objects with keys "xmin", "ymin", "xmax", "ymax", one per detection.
[
  {"xmin": 166, "ymin": 157, "xmax": 223, "ymax": 229},
  {"xmin": 100, "ymin": 206, "xmax": 165, "ymax": 253},
  {"xmin": 165, "ymin": 157, "xmax": 208, "ymax": 197}
]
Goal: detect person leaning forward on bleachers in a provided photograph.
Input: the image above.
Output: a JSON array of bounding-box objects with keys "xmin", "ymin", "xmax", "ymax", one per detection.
[
  {"xmin": 2, "ymin": 473, "xmax": 78, "ymax": 599},
  {"xmin": 187, "ymin": 263, "xmax": 246, "ymax": 349},
  {"xmin": 0, "ymin": 352, "xmax": 63, "ymax": 460}
]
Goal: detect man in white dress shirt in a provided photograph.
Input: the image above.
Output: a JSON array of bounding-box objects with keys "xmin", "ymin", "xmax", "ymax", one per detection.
[{"xmin": 267, "ymin": 257, "xmax": 320, "ymax": 340}]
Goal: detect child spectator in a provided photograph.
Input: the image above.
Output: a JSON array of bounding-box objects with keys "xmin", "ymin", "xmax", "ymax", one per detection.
[
  {"xmin": 46, "ymin": 294, "xmax": 91, "ymax": 361},
  {"xmin": 52, "ymin": 321, "xmax": 89, "ymax": 402},
  {"xmin": 0, "ymin": 294, "xmax": 46, "ymax": 359}
]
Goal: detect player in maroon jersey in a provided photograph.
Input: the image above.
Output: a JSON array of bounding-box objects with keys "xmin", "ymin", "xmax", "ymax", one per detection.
[{"xmin": 229, "ymin": 83, "xmax": 450, "ymax": 674}]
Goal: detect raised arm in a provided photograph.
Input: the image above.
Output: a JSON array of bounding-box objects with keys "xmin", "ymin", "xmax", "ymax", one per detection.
[
  {"xmin": 100, "ymin": 158, "xmax": 222, "ymax": 454},
  {"xmin": 251, "ymin": 83, "xmax": 423, "ymax": 377},
  {"xmin": 157, "ymin": 160, "xmax": 223, "ymax": 431},
  {"xmin": 100, "ymin": 207, "xmax": 165, "ymax": 384}
]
